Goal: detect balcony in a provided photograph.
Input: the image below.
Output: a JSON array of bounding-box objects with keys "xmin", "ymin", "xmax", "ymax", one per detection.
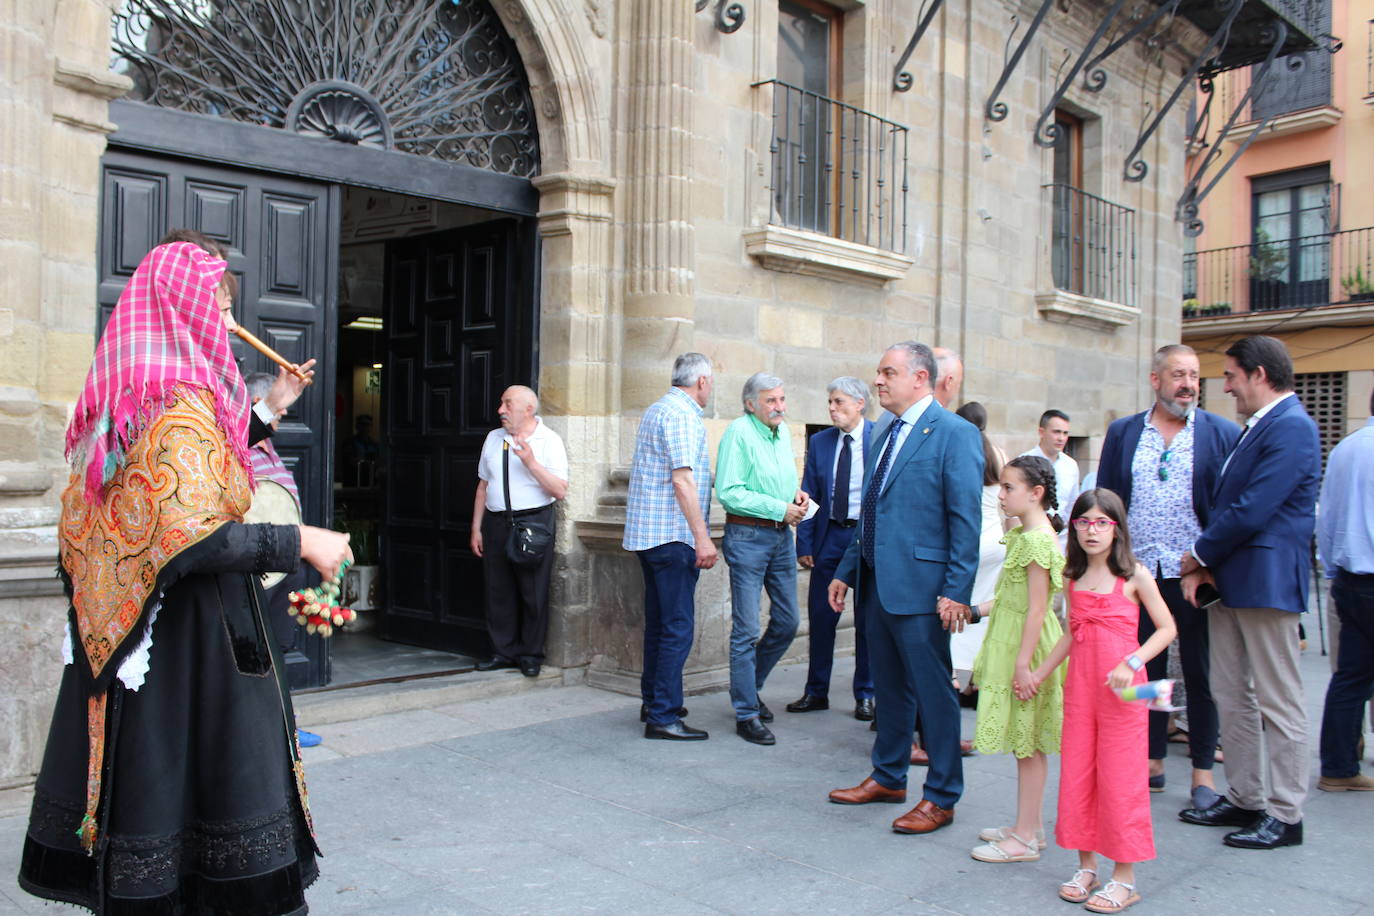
[
  {"xmin": 1215, "ymin": 51, "xmax": 1340, "ymax": 143},
  {"xmin": 1182, "ymin": 226, "xmax": 1374, "ymax": 332},
  {"xmin": 1036, "ymin": 184, "xmax": 1138, "ymax": 329},
  {"xmin": 745, "ymin": 80, "xmax": 913, "ymax": 286}
]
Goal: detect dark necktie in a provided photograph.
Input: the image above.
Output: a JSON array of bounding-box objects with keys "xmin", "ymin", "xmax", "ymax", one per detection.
[
  {"xmin": 831, "ymin": 433, "xmax": 853, "ymax": 523},
  {"xmin": 861, "ymin": 419, "xmax": 904, "ymax": 565}
]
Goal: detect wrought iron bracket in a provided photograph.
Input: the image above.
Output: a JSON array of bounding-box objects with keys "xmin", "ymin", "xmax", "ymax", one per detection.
[
  {"xmin": 893, "ymin": 0, "xmax": 946, "ymax": 92},
  {"xmin": 1120, "ymin": 0, "xmax": 1247, "ymax": 184},
  {"xmin": 985, "ymin": 0, "xmax": 1058, "ymax": 122},
  {"xmin": 1176, "ymin": 21, "xmax": 1291, "ymax": 236},
  {"xmin": 696, "ymin": 0, "xmax": 746, "ymax": 34}
]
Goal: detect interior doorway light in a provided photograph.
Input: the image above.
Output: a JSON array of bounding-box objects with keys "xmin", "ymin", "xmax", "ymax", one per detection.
[{"xmin": 344, "ymin": 316, "xmax": 384, "ymax": 331}]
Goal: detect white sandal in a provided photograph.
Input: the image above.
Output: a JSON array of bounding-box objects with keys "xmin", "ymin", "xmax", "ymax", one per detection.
[
  {"xmin": 1084, "ymin": 880, "xmax": 1142, "ymax": 913},
  {"xmin": 970, "ymin": 831, "xmax": 1041, "ymax": 863},
  {"xmin": 1058, "ymin": 868, "xmax": 1099, "ymax": 903},
  {"xmin": 977, "ymin": 825, "xmax": 1047, "ymax": 849}
]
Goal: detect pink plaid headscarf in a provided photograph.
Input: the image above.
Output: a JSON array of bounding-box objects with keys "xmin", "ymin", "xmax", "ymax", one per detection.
[{"xmin": 66, "ymin": 241, "xmax": 253, "ymax": 503}]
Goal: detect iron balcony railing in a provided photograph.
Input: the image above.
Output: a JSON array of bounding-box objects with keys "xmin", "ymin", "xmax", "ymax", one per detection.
[
  {"xmin": 1044, "ymin": 184, "xmax": 1137, "ymax": 308},
  {"xmin": 1215, "ymin": 44, "xmax": 1332, "ymax": 123},
  {"xmin": 1183, "ymin": 226, "xmax": 1374, "ymax": 316},
  {"xmin": 754, "ymin": 79, "xmax": 909, "ymax": 253}
]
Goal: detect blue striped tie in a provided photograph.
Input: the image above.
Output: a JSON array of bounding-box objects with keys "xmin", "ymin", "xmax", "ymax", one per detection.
[{"xmin": 861, "ymin": 419, "xmax": 904, "ymax": 565}]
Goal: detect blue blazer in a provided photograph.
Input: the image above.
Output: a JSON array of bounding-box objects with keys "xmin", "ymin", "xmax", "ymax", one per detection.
[
  {"xmin": 834, "ymin": 402, "xmax": 983, "ymax": 614},
  {"xmin": 1096, "ymin": 408, "xmax": 1241, "ymax": 526},
  {"xmin": 1194, "ymin": 395, "xmax": 1320, "ymax": 614},
  {"xmin": 796, "ymin": 419, "xmax": 875, "ymax": 558}
]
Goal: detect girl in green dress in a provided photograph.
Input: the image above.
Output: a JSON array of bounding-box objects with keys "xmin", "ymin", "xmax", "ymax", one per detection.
[{"xmin": 968, "ymin": 455, "xmax": 1068, "ymax": 864}]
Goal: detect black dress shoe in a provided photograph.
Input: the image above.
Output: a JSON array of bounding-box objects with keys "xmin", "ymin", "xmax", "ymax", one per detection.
[
  {"xmin": 758, "ymin": 701, "xmax": 774, "ymax": 722},
  {"xmin": 640, "ymin": 703, "xmax": 689, "ymax": 723},
  {"xmin": 786, "ymin": 695, "xmax": 830, "ymax": 713},
  {"xmin": 854, "ymin": 697, "xmax": 875, "ymax": 721},
  {"xmin": 476, "ymin": 655, "xmax": 516, "ymax": 671},
  {"xmin": 518, "ymin": 657, "xmax": 541, "ymax": 677},
  {"xmin": 1224, "ymin": 815, "xmax": 1302, "ymax": 849},
  {"xmin": 644, "ymin": 720, "xmax": 708, "ymax": 741},
  {"xmin": 736, "ymin": 717, "xmax": 776, "ymax": 745},
  {"xmin": 1178, "ymin": 798, "xmax": 1264, "ymax": 827}
]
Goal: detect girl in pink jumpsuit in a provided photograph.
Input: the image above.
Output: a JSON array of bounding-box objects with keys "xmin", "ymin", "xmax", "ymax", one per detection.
[{"xmin": 1030, "ymin": 489, "xmax": 1176, "ymax": 913}]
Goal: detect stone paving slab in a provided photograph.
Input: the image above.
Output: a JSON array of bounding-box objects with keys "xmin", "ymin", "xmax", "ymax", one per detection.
[{"xmin": 3, "ymin": 647, "xmax": 1373, "ymax": 915}]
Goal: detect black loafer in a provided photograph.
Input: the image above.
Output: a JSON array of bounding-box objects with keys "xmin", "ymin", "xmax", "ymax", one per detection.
[
  {"xmin": 786, "ymin": 695, "xmax": 830, "ymax": 713},
  {"xmin": 476, "ymin": 655, "xmax": 516, "ymax": 672},
  {"xmin": 1179, "ymin": 798, "xmax": 1264, "ymax": 827},
  {"xmin": 644, "ymin": 720, "xmax": 708, "ymax": 741},
  {"xmin": 518, "ymin": 657, "xmax": 541, "ymax": 677},
  {"xmin": 758, "ymin": 701, "xmax": 775, "ymax": 722},
  {"xmin": 1224, "ymin": 815, "xmax": 1302, "ymax": 849},
  {"xmin": 640, "ymin": 703, "xmax": 689, "ymax": 723},
  {"xmin": 854, "ymin": 697, "xmax": 875, "ymax": 721},
  {"xmin": 736, "ymin": 717, "xmax": 776, "ymax": 745}
]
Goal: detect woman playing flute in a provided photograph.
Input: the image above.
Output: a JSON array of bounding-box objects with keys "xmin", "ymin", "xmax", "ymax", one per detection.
[{"xmin": 18, "ymin": 240, "xmax": 348, "ymax": 915}]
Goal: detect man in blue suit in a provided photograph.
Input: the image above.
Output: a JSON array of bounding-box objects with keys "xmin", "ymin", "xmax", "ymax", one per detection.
[
  {"xmin": 826, "ymin": 342, "xmax": 983, "ymax": 835},
  {"xmin": 789, "ymin": 377, "xmax": 876, "ymax": 720},
  {"xmin": 1178, "ymin": 335, "xmax": 1320, "ymax": 850},
  {"xmin": 1096, "ymin": 344, "xmax": 1240, "ymax": 807}
]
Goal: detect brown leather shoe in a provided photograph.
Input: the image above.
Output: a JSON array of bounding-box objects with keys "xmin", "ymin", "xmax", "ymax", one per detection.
[
  {"xmin": 828, "ymin": 777, "xmax": 907, "ymax": 805},
  {"xmin": 892, "ymin": 799, "xmax": 955, "ymax": 834},
  {"xmin": 910, "ymin": 742, "xmax": 930, "ymax": 766}
]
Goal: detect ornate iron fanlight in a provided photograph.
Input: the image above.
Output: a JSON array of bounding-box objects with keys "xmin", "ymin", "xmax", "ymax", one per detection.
[{"xmin": 112, "ymin": 0, "xmax": 540, "ymax": 178}]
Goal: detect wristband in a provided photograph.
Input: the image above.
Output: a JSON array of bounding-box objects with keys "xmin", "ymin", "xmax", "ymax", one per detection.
[
  {"xmin": 1125, "ymin": 654, "xmax": 1144, "ymax": 672},
  {"xmin": 968, "ymin": 606, "xmax": 981, "ymax": 624}
]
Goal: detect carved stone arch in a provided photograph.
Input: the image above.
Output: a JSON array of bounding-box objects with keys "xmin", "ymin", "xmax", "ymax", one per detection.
[{"xmin": 485, "ymin": 0, "xmax": 607, "ymax": 175}]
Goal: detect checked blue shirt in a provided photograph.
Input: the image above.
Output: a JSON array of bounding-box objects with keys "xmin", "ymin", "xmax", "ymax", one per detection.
[{"xmin": 623, "ymin": 387, "xmax": 713, "ymax": 551}]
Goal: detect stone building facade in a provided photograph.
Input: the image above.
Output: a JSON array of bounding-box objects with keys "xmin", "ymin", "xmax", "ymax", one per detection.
[{"xmin": 3, "ymin": 0, "xmax": 1287, "ymax": 786}]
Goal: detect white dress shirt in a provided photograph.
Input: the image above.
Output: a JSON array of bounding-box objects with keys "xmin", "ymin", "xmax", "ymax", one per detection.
[
  {"xmin": 877, "ymin": 394, "xmax": 933, "ymax": 493},
  {"xmin": 830, "ymin": 422, "xmax": 865, "ymax": 521},
  {"xmin": 478, "ymin": 417, "xmax": 569, "ymax": 511}
]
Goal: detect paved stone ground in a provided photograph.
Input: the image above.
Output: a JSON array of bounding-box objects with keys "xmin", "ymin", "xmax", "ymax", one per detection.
[{"xmin": 3, "ymin": 645, "xmax": 1371, "ymax": 915}]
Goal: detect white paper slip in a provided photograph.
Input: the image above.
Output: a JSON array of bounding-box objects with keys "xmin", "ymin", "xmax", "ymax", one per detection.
[{"xmin": 802, "ymin": 499, "xmax": 820, "ymax": 521}]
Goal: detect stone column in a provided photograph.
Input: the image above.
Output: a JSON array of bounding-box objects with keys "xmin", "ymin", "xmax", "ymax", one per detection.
[{"xmin": 620, "ymin": 1, "xmax": 697, "ymax": 413}]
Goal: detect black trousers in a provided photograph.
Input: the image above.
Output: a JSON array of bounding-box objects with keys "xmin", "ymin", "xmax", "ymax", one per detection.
[
  {"xmin": 481, "ymin": 506, "xmax": 555, "ymax": 660},
  {"xmin": 1139, "ymin": 575, "xmax": 1219, "ymax": 769}
]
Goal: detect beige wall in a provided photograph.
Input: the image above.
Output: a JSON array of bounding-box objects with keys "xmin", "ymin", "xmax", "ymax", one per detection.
[{"xmin": 0, "ymin": 0, "xmax": 1202, "ymax": 783}]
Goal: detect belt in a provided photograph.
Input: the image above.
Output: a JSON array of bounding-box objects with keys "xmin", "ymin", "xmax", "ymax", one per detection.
[
  {"xmin": 502, "ymin": 504, "xmax": 553, "ymax": 518},
  {"xmin": 831, "ymin": 518, "xmax": 858, "ymax": 528},
  {"xmin": 1338, "ymin": 568, "xmax": 1374, "ymax": 581},
  {"xmin": 726, "ymin": 513, "xmax": 786, "ymax": 530}
]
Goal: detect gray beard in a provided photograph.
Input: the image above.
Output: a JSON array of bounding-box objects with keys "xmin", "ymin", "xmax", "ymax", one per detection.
[{"xmin": 1157, "ymin": 396, "xmax": 1194, "ymax": 420}]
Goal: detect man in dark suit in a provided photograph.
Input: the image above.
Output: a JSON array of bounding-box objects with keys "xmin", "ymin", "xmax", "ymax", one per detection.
[
  {"xmin": 1096, "ymin": 344, "xmax": 1240, "ymax": 808},
  {"xmin": 826, "ymin": 342, "xmax": 983, "ymax": 836},
  {"xmin": 790, "ymin": 377, "xmax": 876, "ymax": 720},
  {"xmin": 1178, "ymin": 335, "xmax": 1320, "ymax": 850}
]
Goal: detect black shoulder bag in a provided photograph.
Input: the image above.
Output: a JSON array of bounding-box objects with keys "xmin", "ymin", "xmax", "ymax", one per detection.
[{"xmin": 503, "ymin": 440, "xmax": 554, "ymax": 568}]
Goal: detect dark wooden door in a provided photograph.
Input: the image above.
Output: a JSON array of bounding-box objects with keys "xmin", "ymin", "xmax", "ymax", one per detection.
[
  {"xmin": 380, "ymin": 220, "xmax": 532, "ymax": 655},
  {"xmin": 98, "ymin": 149, "xmax": 338, "ymax": 689}
]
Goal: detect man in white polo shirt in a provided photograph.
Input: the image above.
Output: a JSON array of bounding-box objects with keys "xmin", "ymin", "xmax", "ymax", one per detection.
[
  {"xmin": 1020, "ymin": 409, "xmax": 1078, "ymax": 540},
  {"xmin": 471, "ymin": 385, "xmax": 569, "ymax": 677}
]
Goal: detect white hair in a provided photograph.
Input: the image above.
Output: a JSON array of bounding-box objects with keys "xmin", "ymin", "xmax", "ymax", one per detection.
[
  {"xmin": 245, "ymin": 371, "xmax": 275, "ymax": 401},
  {"xmin": 827, "ymin": 376, "xmax": 871, "ymax": 417},
  {"xmin": 887, "ymin": 341, "xmax": 938, "ymax": 386},
  {"xmin": 742, "ymin": 372, "xmax": 784, "ymax": 412},
  {"xmin": 672, "ymin": 352, "xmax": 712, "ymax": 388}
]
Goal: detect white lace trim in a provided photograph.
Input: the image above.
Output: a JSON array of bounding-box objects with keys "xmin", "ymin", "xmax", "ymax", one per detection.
[{"xmin": 60, "ymin": 593, "xmax": 163, "ymax": 692}]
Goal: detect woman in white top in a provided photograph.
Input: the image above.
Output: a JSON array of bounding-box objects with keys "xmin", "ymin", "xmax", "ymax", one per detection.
[{"xmin": 951, "ymin": 401, "xmax": 1007, "ymax": 685}]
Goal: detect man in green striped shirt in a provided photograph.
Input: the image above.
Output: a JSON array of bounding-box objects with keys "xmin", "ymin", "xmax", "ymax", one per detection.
[{"xmin": 716, "ymin": 372, "xmax": 809, "ymax": 746}]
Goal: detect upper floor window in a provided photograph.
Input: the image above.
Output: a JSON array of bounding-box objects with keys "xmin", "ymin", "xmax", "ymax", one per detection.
[
  {"xmin": 1251, "ymin": 0, "xmax": 1332, "ymax": 118},
  {"xmin": 1250, "ymin": 165, "xmax": 1332, "ymax": 310}
]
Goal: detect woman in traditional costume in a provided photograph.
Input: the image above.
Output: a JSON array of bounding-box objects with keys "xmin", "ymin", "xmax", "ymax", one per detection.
[{"xmin": 18, "ymin": 240, "xmax": 351, "ymax": 914}]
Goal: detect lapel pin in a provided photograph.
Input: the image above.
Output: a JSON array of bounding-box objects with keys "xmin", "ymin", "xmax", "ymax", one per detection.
[{"xmin": 922, "ymin": 427, "xmax": 930, "ymax": 434}]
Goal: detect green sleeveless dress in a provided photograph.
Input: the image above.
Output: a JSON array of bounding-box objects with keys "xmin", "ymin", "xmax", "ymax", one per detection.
[{"xmin": 971, "ymin": 526, "xmax": 1066, "ymax": 758}]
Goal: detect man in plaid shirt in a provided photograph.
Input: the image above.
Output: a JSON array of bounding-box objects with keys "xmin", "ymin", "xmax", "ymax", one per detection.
[{"xmin": 624, "ymin": 353, "xmax": 718, "ymax": 740}]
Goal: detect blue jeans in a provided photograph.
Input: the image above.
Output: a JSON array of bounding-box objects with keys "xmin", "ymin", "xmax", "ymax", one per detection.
[
  {"xmin": 723, "ymin": 522, "xmax": 800, "ymax": 721},
  {"xmin": 1319, "ymin": 570, "xmax": 1374, "ymax": 778},
  {"xmin": 638, "ymin": 542, "xmax": 701, "ymax": 727}
]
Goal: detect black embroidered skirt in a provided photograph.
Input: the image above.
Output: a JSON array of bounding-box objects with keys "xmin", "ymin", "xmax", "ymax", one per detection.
[{"xmin": 18, "ymin": 571, "xmax": 319, "ymax": 915}]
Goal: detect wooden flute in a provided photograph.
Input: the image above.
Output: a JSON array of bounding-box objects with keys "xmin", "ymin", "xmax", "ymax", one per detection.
[{"xmin": 232, "ymin": 326, "xmax": 313, "ymax": 384}]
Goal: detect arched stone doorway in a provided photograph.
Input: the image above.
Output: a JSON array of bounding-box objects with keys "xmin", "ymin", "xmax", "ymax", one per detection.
[{"xmin": 95, "ymin": 0, "xmax": 607, "ymax": 684}]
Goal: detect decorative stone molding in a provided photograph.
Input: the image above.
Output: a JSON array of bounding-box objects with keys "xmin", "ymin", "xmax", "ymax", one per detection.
[
  {"xmin": 52, "ymin": 58, "xmax": 132, "ymax": 135},
  {"xmin": 1182, "ymin": 301, "xmax": 1374, "ymax": 337},
  {"xmin": 532, "ymin": 172, "xmax": 616, "ymax": 238},
  {"xmin": 574, "ymin": 466, "xmax": 723, "ymax": 548},
  {"xmin": 743, "ymin": 225, "xmax": 913, "ymax": 288},
  {"xmin": 1034, "ymin": 289, "xmax": 1140, "ymax": 331},
  {"xmin": 1225, "ymin": 106, "xmax": 1342, "ymax": 144}
]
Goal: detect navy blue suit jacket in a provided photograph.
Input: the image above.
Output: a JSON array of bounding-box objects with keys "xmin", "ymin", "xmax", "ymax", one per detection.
[
  {"xmin": 1096, "ymin": 408, "xmax": 1241, "ymax": 526},
  {"xmin": 796, "ymin": 419, "xmax": 875, "ymax": 558},
  {"xmin": 834, "ymin": 402, "xmax": 983, "ymax": 614},
  {"xmin": 1194, "ymin": 395, "xmax": 1320, "ymax": 614}
]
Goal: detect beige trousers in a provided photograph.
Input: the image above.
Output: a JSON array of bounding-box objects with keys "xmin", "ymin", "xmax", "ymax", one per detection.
[{"xmin": 1208, "ymin": 604, "xmax": 1309, "ymax": 824}]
